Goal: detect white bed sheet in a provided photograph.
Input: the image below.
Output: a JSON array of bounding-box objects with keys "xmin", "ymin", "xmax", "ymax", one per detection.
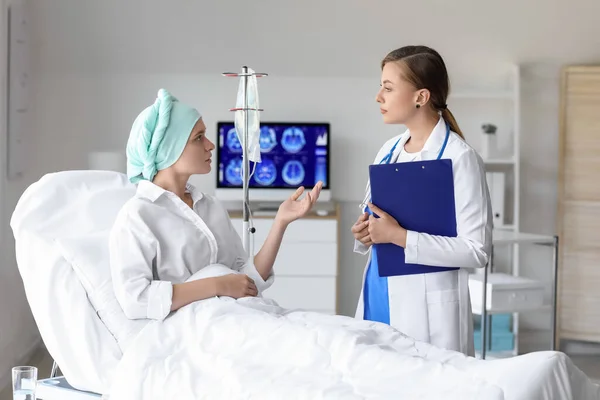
[{"xmin": 108, "ymin": 292, "xmax": 600, "ymax": 400}]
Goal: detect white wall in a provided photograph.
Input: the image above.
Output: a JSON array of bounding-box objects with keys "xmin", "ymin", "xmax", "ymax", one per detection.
[
  {"xmin": 29, "ymin": 72, "xmax": 515, "ymax": 197},
  {"xmin": 0, "ymin": 0, "xmax": 43, "ymax": 390}
]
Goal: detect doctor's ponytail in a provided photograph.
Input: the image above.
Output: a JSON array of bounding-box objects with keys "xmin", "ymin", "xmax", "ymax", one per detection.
[
  {"xmin": 381, "ymin": 45, "xmax": 465, "ymax": 140},
  {"xmin": 441, "ymin": 108, "xmax": 464, "ymax": 139}
]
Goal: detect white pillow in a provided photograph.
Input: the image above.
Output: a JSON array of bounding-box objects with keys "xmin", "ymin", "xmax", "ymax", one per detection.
[
  {"xmin": 10, "ymin": 170, "xmax": 136, "ymax": 394},
  {"xmin": 55, "ymin": 231, "xmax": 149, "ymax": 351}
]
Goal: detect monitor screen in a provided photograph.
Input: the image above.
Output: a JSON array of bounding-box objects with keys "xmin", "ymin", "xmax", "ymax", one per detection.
[{"xmin": 216, "ymin": 122, "xmax": 330, "ymax": 190}]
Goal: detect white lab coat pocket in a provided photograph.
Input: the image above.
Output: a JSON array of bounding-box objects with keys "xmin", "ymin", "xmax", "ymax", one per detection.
[{"xmin": 426, "ymin": 288, "xmax": 461, "ymax": 352}]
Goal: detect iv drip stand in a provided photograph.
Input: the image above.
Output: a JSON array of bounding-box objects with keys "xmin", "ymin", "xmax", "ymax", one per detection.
[{"xmin": 222, "ymin": 66, "xmax": 267, "ymax": 262}]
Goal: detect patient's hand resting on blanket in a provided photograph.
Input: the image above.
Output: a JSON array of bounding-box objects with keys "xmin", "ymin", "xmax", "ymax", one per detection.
[
  {"xmin": 171, "ymin": 268, "xmax": 258, "ymax": 311},
  {"xmin": 216, "ymin": 274, "xmax": 259, "ymax": 298},
  {"xmin": 170, "ymin": 274, "xmax": 257, "ymax": 311},
  {"xmin": 182, "ymin": 264, "xmax": 258, "ymax": 301}
]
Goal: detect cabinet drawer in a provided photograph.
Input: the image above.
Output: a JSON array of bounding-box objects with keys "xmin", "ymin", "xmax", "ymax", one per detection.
[
  {"xmin": 274, "ymin": 243, "xmax": 337, "ymax": 276},
  {"xmin": 232, "ymin": 218, "xmax": 337, "ymax": 244},
  {"xmin": 283, "ymin": 219, "xmax": 337, "ymax": 243},
  {"xmin": 469, "ymin": 273, "xmax": 544, "ymax": 313},
  {"xmin": 263, "ymin": 277, "xmax": 337, "ymax": 311}
]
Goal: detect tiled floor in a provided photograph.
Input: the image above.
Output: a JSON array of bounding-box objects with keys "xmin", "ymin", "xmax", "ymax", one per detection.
[{"xmin": 1, "ymin": 344, "xmax": 599, "ymax": 399}]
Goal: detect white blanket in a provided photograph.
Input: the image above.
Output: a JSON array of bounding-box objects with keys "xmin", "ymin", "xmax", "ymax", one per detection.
[{"xmin": 108, "ymin": 296, "xmax": 600, "ymax": 400}]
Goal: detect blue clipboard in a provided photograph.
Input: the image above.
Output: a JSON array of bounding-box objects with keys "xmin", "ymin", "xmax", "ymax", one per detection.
[{"xmin": 368, "ymin": 159, "xmax": 460, "ymax": 277}]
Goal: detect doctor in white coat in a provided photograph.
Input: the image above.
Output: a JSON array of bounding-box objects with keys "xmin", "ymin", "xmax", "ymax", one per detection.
[{"xmin": 352, "ymin": 45, "xmax": 493, "ymax": 357}]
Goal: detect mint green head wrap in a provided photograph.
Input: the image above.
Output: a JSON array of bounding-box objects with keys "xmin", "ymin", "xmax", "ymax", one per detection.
[{"xmin": 126, "ymin": 89, "xmax": 201, "ymax": 184}]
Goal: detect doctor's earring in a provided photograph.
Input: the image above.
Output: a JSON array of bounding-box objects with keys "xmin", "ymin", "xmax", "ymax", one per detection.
[{"xmin": 416, "ymin": 104, "xmax": 421, "ymax": 109}]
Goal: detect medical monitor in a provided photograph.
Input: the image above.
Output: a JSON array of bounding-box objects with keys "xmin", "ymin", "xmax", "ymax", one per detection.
[{"xmin": 215, "ymin": 121, "xmax": 331, "ymax": 202}]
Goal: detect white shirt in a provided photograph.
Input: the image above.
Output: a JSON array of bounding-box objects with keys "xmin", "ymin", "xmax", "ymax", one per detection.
[
  {"xmin": 396, "ymin": 148, "xmax": 421, "ymax": 163},
  {"xmin": 109, "ymin": 180, "xmax": 274, "ymax": 321}
]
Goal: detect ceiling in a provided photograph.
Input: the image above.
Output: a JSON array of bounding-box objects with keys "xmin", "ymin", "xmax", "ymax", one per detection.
[{"xmin": 25, "ymin": 0, "xmax": 600, "ymax": 84}]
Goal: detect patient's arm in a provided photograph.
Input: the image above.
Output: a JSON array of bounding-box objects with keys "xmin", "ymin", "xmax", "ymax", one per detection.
[
  {"xmin": 109, "ymin": 213, "xmax": 174, "ymax": 320},
  {"xmin": 253, "ymin": 184, "xmax": 322, "ymax": 280},
  {"xmin": 171, "ymin": 279, "xmax": 218, "ymax": 312},
  {"xmin": 253, "ymin": 218, "xmax": 287, "ymax": 281}
]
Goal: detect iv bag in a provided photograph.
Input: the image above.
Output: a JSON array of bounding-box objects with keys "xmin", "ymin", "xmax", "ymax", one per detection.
[{"xmin": 234, "ymin": 68, "xmax": 261, "ymax": 163}]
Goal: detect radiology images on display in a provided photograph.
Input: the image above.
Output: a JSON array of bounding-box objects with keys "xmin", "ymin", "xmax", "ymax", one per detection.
[{"xmin": 224, "ymin": 126, "xmax": 308, "ymax": 187}]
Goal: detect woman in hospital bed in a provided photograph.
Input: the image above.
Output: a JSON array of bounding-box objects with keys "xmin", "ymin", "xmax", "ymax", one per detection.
[{"xmin": 109, "ymin": 88, "xmax": 323, "ymax": 321}]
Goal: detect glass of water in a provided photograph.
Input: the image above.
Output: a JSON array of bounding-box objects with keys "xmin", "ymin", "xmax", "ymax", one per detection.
[{"xmin": 12, "ymin": 366, "xmax": 37, "ymax": 400}]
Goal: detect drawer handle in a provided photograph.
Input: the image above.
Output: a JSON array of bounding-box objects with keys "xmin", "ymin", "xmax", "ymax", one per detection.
[{"xmin": 509, "ymin": 293, "xmax": 527, "ymax": 301}]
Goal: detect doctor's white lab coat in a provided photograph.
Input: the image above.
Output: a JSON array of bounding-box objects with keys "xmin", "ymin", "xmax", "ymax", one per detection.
[{"xmin": 354, "ymin": 117, "xmax": 493, "ymax": 357}]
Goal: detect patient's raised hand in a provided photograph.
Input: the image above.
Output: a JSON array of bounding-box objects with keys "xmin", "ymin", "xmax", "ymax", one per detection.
[
  {"xmin": 276, "ymin": 181, "xmax": 323, "ymax": 226},
  {"xmin": 216, "ymin": 274, "xmax": 258, "ymax": 298}
]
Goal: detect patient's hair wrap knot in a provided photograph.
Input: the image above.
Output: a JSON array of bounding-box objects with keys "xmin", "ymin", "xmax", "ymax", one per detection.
[
  {"xmin": 139, "ymin": 90, "xmax": 174, "ymax": 182},
  {"xmin": 126, "ymin": 88, "xmax": 201, "ymax": 184}
]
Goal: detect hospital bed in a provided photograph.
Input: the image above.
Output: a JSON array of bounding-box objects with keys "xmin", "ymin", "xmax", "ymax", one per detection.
[{"xmin": 10, "ymin": 170, "xmax": 600, "ymax": 400}]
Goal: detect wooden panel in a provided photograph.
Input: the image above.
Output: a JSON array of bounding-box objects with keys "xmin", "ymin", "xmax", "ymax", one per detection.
[
  {"xmin": 559, "ymin": 294, "xmax": 600, "ymax": 339},
  {"xmin": 559, "ymin": 331, "xmax": 600, "ymax": 343},
  {"xmin": 563, "ymin": 156, "xmax": 600, "ymax": 201},
  {"xmin": 561, "ymin": 202, "xmax": 600, "ymax": 252},
  {"xmin": 566, "ymin": 68, "xmax": 600, "ymax": 95},
  {"xmin": 557, "ymin": 66, "xmax": 600, "ymax": 344},
  {"xmin": 563, "ymin": 81, "xmax": 600, "ymax": 200},
  {"xmin": 560, "ymin": 251, "xmax": 600, "ymax": 289}
]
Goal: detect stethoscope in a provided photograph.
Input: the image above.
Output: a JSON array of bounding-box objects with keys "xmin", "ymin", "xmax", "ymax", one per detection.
[{"xmin": 360, "ymin": 121, "xmax": 451, "ymax": 213}]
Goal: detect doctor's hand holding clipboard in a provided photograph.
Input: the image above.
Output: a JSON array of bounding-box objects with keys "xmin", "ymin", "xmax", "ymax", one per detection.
[
  {"xmin": 352, "ymin": 204, "xmax": 406, "ymax": 247},
  {"xmin": 352, "ymin": 45, "xmax": 493, "ymax": 357}
]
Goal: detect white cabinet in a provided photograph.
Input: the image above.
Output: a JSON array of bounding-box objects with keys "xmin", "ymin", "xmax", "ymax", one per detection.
[
  {"xmin": 229, "ymin": 204, "xmax": 340, "ymax": 315},
  {"xmin": 469, "ymin": 272, "xmax": 546, "ymax": 314}
]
